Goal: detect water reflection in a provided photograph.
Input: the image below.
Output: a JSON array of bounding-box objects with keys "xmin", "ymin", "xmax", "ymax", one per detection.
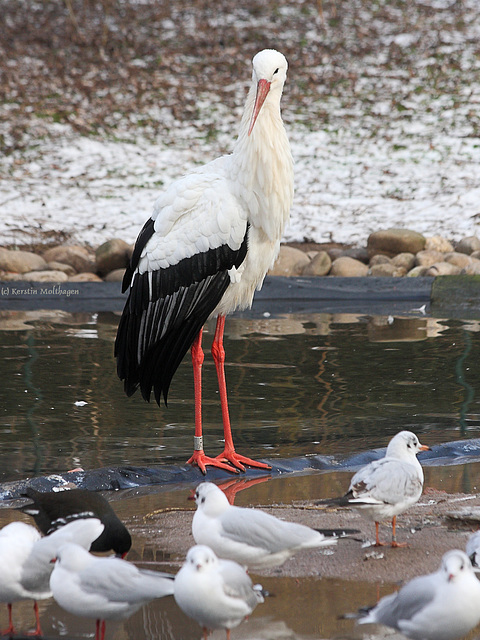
[
  {"xmin": 0, "ymin": 569, "xmax": 397, "ymax": 640},
  {"xmin": 0, "ymin": 310, "xmax": 480, "ymax": 483}
]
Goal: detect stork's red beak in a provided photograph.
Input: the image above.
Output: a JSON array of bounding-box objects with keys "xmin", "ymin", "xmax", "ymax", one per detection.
[{"xmin": 248, "ymin": 79, "xmax": 271, "ymax": 136}]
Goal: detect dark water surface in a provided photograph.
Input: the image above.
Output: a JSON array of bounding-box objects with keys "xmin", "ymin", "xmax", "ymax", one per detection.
[
  {"xmin": 1, "ymin": 310, "xmax": 480, "ymax": 481},
  {"xmin": 1, "ymin": 309, "xmax": 480, "ymax": 639}
]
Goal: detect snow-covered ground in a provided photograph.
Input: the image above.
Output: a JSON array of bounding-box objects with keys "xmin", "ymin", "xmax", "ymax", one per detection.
[{"xmin": 1, "ymin": 0, "xmax": 480, "ymax": 249}]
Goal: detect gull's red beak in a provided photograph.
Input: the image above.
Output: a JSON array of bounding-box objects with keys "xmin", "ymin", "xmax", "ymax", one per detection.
[
  {"xmin": 248, "ymin": 79, "xmax": 271, "ymax": 136},
  {"xmin": 419, "ymin": 444, "xmax": 430, "ymax": 451},
  {"xmin": 188, "ymin": 489, "xmax": 196, "ymax": 501}
]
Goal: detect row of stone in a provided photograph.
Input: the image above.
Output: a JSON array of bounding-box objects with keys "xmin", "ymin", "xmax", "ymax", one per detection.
[
  {"xmin": 1, "ymin": 229, "xmax": 480, "ymax": 283},
  {"xmin": 0, "ymin": 239, "xmax": 132, "ymax": 283},
  {"xmin": 270, "ymin": 229, "xmax": 480, "ymax": 278}
]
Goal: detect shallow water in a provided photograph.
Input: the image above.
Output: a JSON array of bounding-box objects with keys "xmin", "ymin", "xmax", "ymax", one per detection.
[
  {"xmin": 1, "ymin": 310, "xmax": 480, "ymax": 481},
  {"xmin": 1, "ymin": 309, "xmax": 480, "ymax": 639}
]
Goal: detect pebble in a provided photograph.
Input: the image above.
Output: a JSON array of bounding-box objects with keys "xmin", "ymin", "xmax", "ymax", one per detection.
[
  {"xmin": 330, "ymin": 256, "xmax": 369, "ymax": 277},
  {"xmin": 0, "ymin": 229, "xmax": 480, "ymax": 282}
]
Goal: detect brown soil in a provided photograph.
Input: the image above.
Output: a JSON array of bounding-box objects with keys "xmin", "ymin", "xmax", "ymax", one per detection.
[{"xmin": 129, "ymin": 488, "xmax": 480, "ymax": 583}]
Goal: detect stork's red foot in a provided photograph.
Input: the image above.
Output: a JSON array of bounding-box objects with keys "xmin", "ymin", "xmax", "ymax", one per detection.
[
  {"xmin": 187, "ymin": 450, "xmax": 240, "ymax": 475},
  {"xmin": 216, "ymin": 449, "xmax": 271, "ymax": 473},
  {"xmin": 219, "ymin": 477, "xmax": 271, "ymax": 504}
]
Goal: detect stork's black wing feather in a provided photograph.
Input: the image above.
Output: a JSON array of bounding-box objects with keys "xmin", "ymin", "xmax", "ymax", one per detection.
[{"xmin": 115, "ymin": 224, "xmax": 249, "ymax": 405}]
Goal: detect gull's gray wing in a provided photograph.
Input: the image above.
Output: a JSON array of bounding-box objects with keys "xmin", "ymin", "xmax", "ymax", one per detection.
[
  {"xmin": 218, "ymin": 558, "xmax": 261, "ymax": 610},
  {"xmin": 79, "ymin": 558, "xmax": 174, "ymax": 603},
  {"xmin": 220, "ymin": 506, "xmax": 318, "ymax": 553},
  {"xmin": 349, "ymin": 458, "xmax": 423, "ymax": 506},
  {"xmin": 372, "ymin": 573, "xmax": 438, "ymax": 628}
]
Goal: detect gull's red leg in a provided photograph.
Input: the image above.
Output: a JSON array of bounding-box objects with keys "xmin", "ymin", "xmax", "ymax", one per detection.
[
  {"xmin": 25, "ymin": 601, "xmax": 42, "ymax": 636},
  {"xmin": 186, "ymin": 328, "xmax": 238, "ymax": 474},
  {"xmin": 390, "ymin": 515, "xmax": 408, "ymax": 548},
  {"xmin": 374, "ymin": 521, "xmax": 386, "ymax": 546},
  {"xmin": 1, "ymin": 603, "xmax": 16, "ymax": 636},
  {"xmin": 212, "ymin": 315, "xmax": 271, "ymax": 472}
]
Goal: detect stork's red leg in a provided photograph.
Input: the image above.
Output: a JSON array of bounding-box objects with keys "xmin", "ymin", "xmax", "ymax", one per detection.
[
  {"xmin": 212, "ymin": 315, "xmax": 271, "ymax": 472},
  {"xmin": 186, "ymin": 328, "xmax": 238, "ymax": 474},
  {"xmin": 1, "ymin": 603, "xmax": 16, "ymax": 636}
]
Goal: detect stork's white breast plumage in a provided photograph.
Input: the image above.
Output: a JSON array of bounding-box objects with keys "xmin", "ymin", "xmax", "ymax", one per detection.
[{"xmin": 115, "ymin": 48, "xmax": 294, "ymax": 473}]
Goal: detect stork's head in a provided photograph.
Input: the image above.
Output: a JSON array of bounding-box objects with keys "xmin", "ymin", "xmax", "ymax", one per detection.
[{"xmin": 248, "ymin": 49, "xmax": 288, "ymax": 136}]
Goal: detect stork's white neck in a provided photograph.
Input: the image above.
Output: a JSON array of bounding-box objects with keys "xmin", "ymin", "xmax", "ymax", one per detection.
[{"xmin": 229, "ymin": 82, "xmax": 294, "ymax": 242}]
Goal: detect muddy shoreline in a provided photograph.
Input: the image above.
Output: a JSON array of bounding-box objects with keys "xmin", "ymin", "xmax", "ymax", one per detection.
[{"xmin": 129, "ymin": 488, "xmax": 480, "ymax": 584}]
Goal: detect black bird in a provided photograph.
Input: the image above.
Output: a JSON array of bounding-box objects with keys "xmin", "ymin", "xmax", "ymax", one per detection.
[{"xmin": 19, "ymin": 487, "xmax": 132, "ymax": 557}]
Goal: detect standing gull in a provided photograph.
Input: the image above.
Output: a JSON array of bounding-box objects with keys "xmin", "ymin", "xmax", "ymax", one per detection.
[
  {"xmin": 352, "ymin": 549, "xmax": 480, "ymax": 640},
  {"xmin": 0, "ymin": 518, "xmax": 103, "ymax": 636},
  {"xmin": 191, "ymin": 481, "xmax": 336, "ymax": 570},
  {"xmin": 174, "ymin": 544, "xmax": 264, "ymax": 640},
  {"xmin": 466, "ymin": 530, "xmax": 480, "ymax": 567},
  {"xmin": 115, "ymin": 49, "xmax": 294, "ymax": 474},
  {"xmin": 316, "ymin": 430, "xmax": 429, "ymax": 546},
  {"xmin": 50, "ymin": 542, "xmax": 175, "ymax": 640}
]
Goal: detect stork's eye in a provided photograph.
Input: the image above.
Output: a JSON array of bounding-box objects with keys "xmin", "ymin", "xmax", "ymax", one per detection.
[{"xmin": 273, "ymin": 68, "xmax": 279, "ymax": 75}]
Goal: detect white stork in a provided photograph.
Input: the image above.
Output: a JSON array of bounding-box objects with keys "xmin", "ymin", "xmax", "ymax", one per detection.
[{"xmin": 115, "ymin": 49, "xmax": 294, "ymax": 474}]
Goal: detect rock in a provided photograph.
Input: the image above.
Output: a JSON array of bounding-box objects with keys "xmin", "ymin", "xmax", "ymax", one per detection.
[
  {"xmin": 425, "ymin": 235, "xmax": 454, "ymax": 253},
  {"xmin": 367, "ymin": 229, "xmax": 426, "ymax": 258},
  {"xmin": 462, "ymin": 258, "xmax": 480, "ymax": 275},
  {"xmin": 407, "ymin": 266, "xmax": 430, "ymax": 277},
  {"xmin": 415, "ymin": 250, "xmax": 444, "ymax": 268},
  {"xmin": 345, "ymin": 246, "xmax": 369, "ymax": 263},
  {"xmin": 95, "ymin": 238, "xmax": 132, "ymax": 276},
  {"xmin": 330, "ymin": 256, "xmax": 369, "ymax": 277},
  {"xmin": 104, "ymin": 268, "xmax": 126, "ymax": 282},
  {"xmin": 391, "ymin": 252, "xmax": 415, "ymax": 271},
  {"xmin": 21, "ymin": 270, "xmax": 69, "ymax": 282},
  {"xmin": 302, "ymin": 251, "xmax": 331, "ymax": 276},
  {"xmin": 369, "ymin": 263, "xmax": 406, "ymax": 277},
  {"xmin": 42, "ymin": 245, "xmax": 95, "ymax": 273},
  {"xmin": 268, "ymin": 246, "xmax": 310, "ymax": 276},
  {"xmin": 0, "ymin": 248, "xmax": 47, "ymax": 274},
  {"xmin": 327, "ymin": 246, "xmax": 369, "ymax": 263},
  {"xmin": 68, "ymin": 272, "xmax": 103, "ymax": 282},
  {"xmin": 444, "ymin": 252, "xmax": 472, "ymax": 269},
  {"xmin": 425, "ymin": 262, "xmax": 462, "ymax": 276},
  {"xmin": 0, "ymin": 272, "xmax": 24, "ymax": 281},
  {"xmin": 369, "ymin": 254, "xmax": 391, "ymax": 267},
  {"xmin": 47, "ymin": 261, "xmax": 77, "ymax": 276},
  {"xmin": 455, "ymin": 236, "xmax": 480, "ymax": 255},
  {"xmin": 326, "ymin": 248, "xmax": 344, "ymax": 261},
  {"xmin": 471, "ymin": 251, "xmax": 480, "ymax": 260}
]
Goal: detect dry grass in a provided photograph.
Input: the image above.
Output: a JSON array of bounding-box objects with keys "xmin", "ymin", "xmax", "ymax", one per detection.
[{"xmin": 1, "ymin": 0, "xmax": 477, "ymax": 154}]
